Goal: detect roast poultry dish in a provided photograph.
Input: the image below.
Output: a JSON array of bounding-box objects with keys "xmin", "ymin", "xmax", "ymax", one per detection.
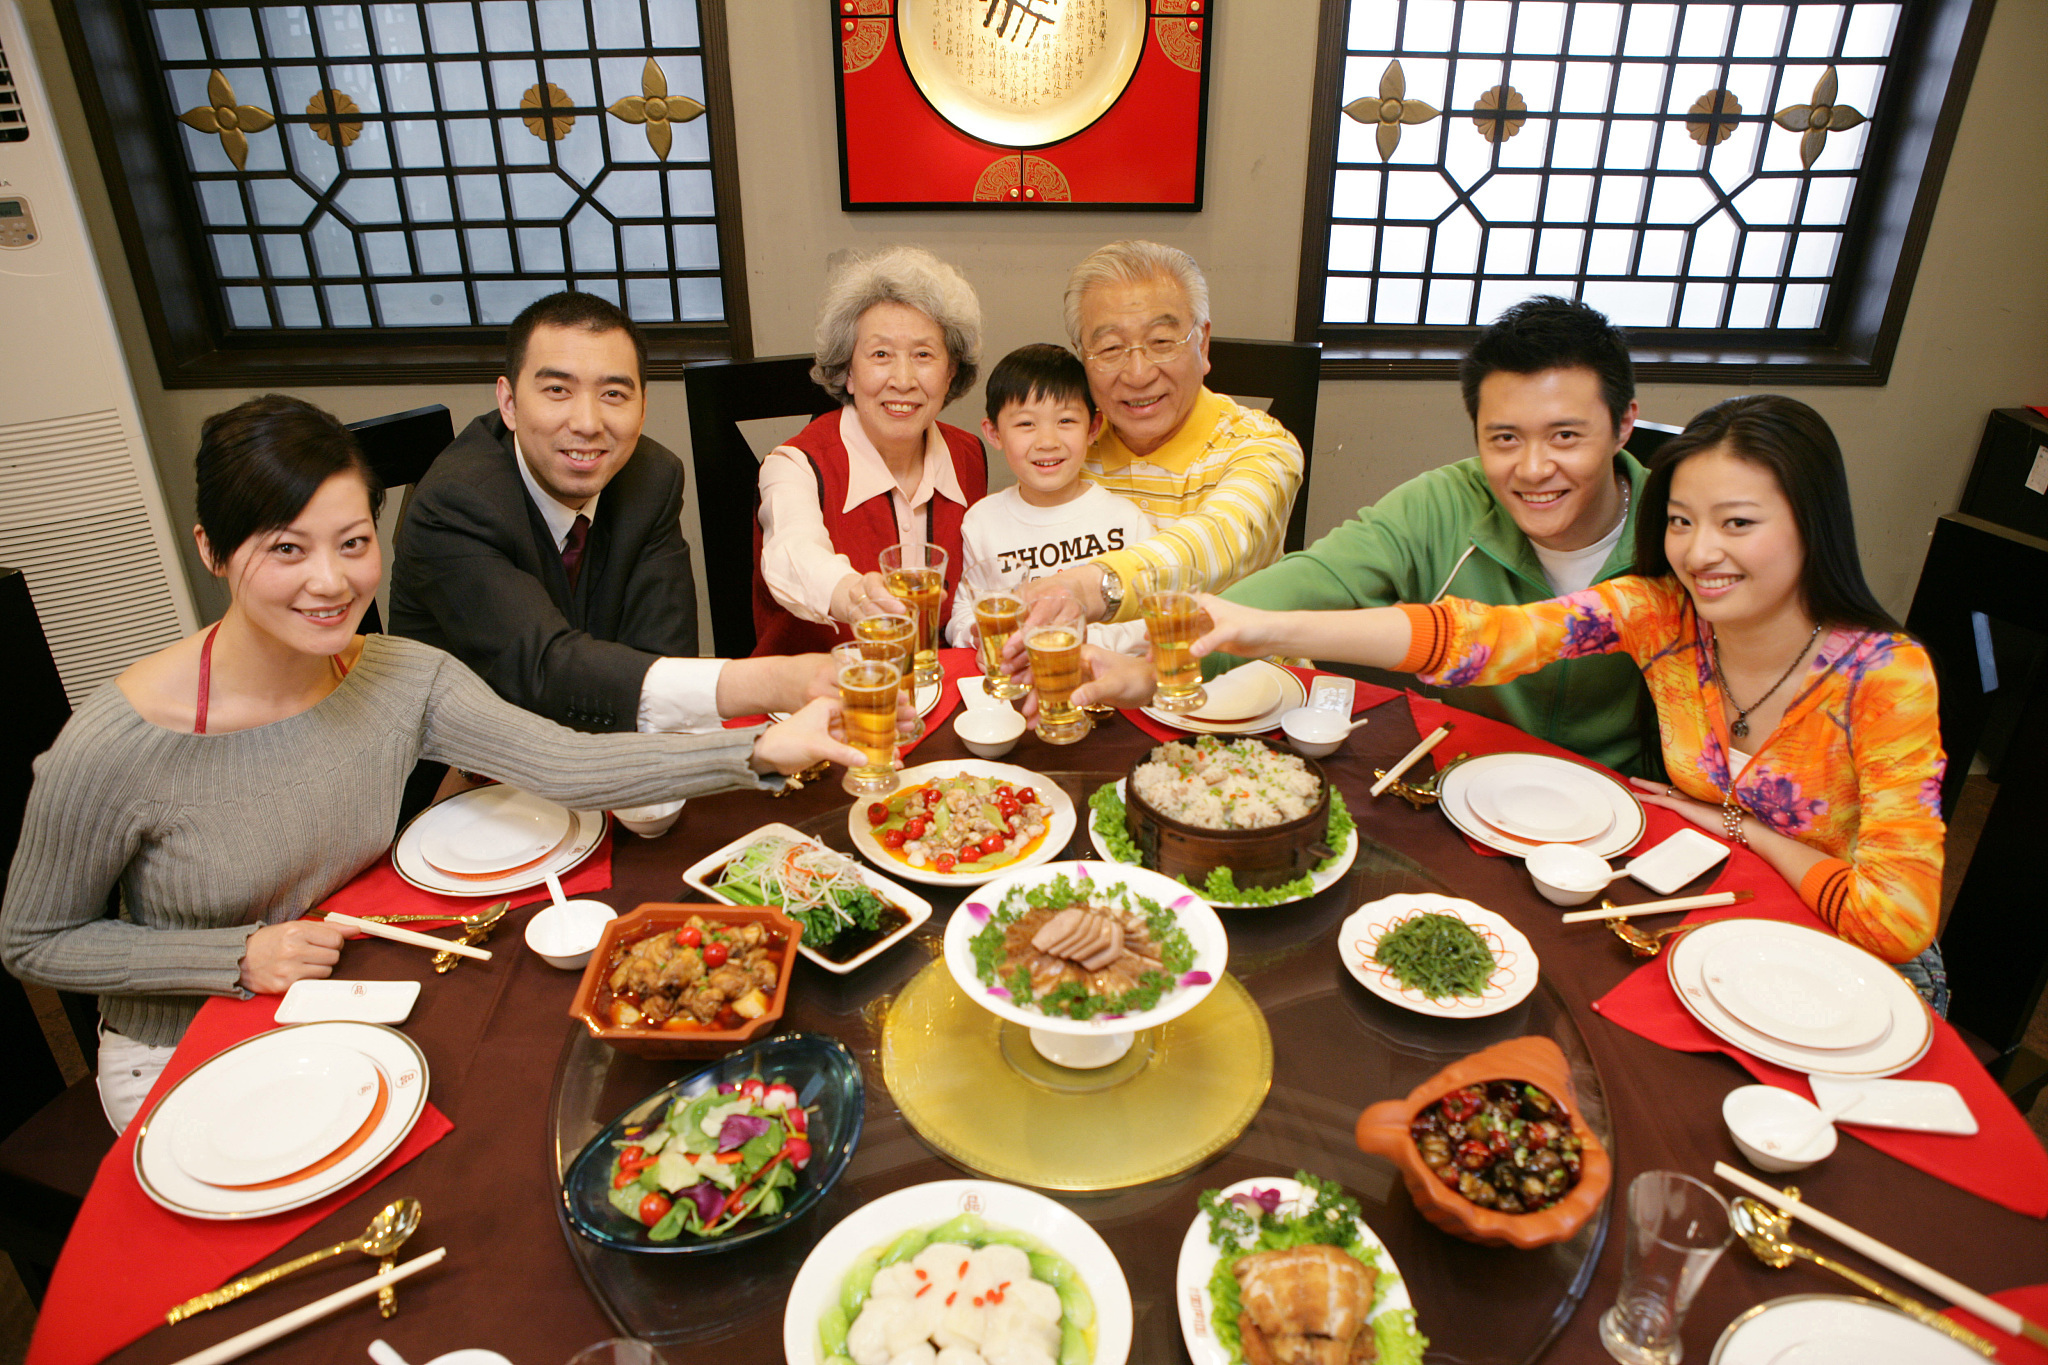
[{"xmin": 602, "ymin": 915, "xmax": 784, "ymax": 1030}]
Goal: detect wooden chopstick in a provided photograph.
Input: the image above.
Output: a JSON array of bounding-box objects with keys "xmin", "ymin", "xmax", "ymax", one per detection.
[
  {"xmin": 1371, "ymin": 723, "xmax": 1453, "ymax": 797},
  {"xmin": 1558, "ymin": 890, "xmax": 1750, "ymax": 923},
  {"xmin": 325, "ymin": 912, "xmax": 492, "ymax": 961},
  {"xmin": 167, "ymin": 1249, "xmax": 446, "ymax": 1365},
  {"xmin": 1714, "ymin": 1165, "xmax": 2046, "ymax": 1345}
]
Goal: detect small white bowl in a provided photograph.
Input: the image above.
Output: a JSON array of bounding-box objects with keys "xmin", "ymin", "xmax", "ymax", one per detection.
[
  {"xmin": 525, "ymin": 898, "xmax": 617, "ymax": 970},
  {"xmin": 1279, "ymin": 706, "xmax": 1352, "ymax": 758},
  {"xmin": 954, "ymin": 705, "xmax": 1025, "ymax": 759},
  {"xmin": 1722, "ymin": 1084, "xmax": 1838, "ymax": 1172},
  {"xmin": 610, "ymin": 799, "xmax": 683, "ymax": 839},
  {"xmin": 1525, "ymin": 843, "xmax": 1612, "ymax": 907}
]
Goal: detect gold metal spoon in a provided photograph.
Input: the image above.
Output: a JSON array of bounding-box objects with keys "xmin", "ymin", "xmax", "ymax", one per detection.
[
  {"xmin": 327, "ymin": 902, "xmax": 509, "ymax": 927},
  {"xmin": 166, "ymin": 1197, "xmax": 423, "ymax": 1323},
  {"xmin": 1729, "ymin": 1197, "xmax": 1998, "ymax": 1355},
  {"xmin": 1607, "ymin": 906, "xmax": 1707, "ymax": 958},
  {"xmin": 431, "ymin": 899, "xmax": 511, "ymax": 973}
]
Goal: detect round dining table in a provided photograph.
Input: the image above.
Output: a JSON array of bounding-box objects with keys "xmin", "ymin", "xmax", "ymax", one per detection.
[{"xmin": 96, "ymin": 690, "xmax": 2048, "ymax": 1365}]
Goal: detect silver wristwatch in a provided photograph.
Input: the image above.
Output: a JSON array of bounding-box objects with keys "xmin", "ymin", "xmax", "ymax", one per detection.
[{"xmin": 1097, "ymin": 564, "xmax": 1125, "ymax": 618}]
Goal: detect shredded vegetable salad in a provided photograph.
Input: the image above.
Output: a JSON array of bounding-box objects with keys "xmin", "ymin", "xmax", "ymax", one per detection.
[
  {"xmin": 607, "ymin": 1076, "xmax": 814, "ymax": 1242},
  {"xmin": 712, "ymin": 835, "xmax": 889, "ymax": 950}
]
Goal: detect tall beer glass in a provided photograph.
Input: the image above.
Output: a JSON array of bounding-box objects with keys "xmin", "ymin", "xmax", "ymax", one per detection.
[
  {"xmin": 832, "ymin": 643, "xmax": 902, "ymax": 797},
  {"xmin": 964, "ymin": 558, "xmax": 1029, "ymax": 701},
  {"xmin": 850, "ymin": 602, "xmax": 924, "ymax": 743},
  {"xmin": 1024, "ymin": 591, "xmax": 1091, "ymax": 745},
  {"xmin": 1137, "ymin": 564, "xmax": 1208, "ymax": 713},
  {"xmin": 877, "ymin": 542, "xmax": 948, "ymax": 689}
]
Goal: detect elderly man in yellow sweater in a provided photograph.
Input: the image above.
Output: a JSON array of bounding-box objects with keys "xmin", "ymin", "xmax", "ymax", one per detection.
[{"xmin": 1024, "ymin": 241, "xmax": 1304, "ymax": 625}]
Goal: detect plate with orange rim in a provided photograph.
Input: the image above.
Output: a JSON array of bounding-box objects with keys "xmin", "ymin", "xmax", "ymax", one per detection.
[{"xmin": 845, "ymin": 760, "xmax": 1077, "ymax": 888}]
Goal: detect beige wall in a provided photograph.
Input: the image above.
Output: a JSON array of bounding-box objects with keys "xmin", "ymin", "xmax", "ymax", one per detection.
[{"xmin": 18, "ymin": 0, "xmax": 2048, "ymax": 635}]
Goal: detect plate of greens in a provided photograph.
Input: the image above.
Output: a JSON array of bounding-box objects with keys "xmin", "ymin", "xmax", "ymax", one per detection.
[
  {"xmin": 1177, "ymin": 1172, "xmax": 1425, "ymax": 1365},
  {"xmin": 1085, "ymin": 781, "xmax": 1357, "ymax": 908},
  {"xmin": 1339, "ymin": 893, "xmax": 1537, "ymax": 1018},
  {"xmin": 683, "ymin": 823, "xmax": 932, "ymax": 974},
  {"xmin": 944, "ymin": 861, "xmax": 1228, "ymax": 1036}
]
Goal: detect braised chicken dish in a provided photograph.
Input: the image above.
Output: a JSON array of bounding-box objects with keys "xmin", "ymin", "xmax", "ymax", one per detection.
[
  {"xmin": 1233, "ymin": 1243, "xmax": 1379, "ymax": 1365},
  {"xmin": 602, "ymin": 915, "xmax": 783, "ymax": 1031}
]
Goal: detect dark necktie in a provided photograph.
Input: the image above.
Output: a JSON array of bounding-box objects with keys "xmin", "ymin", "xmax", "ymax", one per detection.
[{"xmin": 561, "ymin": 513, "xmax": 591, "ymax": 590}]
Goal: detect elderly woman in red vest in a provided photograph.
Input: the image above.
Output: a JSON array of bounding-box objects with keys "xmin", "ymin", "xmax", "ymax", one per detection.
[{"xmin": 753, "ymin": 245, "xmax": 988, "ymax": 656}]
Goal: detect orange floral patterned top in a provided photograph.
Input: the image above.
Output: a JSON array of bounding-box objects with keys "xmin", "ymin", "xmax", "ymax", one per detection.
[{"xmin": 1397, "ymin": 576, "xmax": 1944, "ymax": 963}]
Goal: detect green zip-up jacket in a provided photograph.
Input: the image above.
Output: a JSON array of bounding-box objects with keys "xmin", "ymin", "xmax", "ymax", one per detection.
[{"xmin": 1217, "ymin": 451, "xmax": 1657, "ymax": 777}]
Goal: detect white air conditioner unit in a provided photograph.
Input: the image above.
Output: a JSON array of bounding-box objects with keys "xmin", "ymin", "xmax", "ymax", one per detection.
[{"xmin": 0, "ymin": 0, "xmax": 196, "ymax": 706}]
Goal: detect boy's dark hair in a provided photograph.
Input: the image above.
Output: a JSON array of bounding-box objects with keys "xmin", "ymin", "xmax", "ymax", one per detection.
[
  {"xmin": 195, "ymin": 394, "xmax": 384, "ymax": 569},
  {"xmin": 505, "ymin": 291, "xmax": 647, "ymax": 386},
  {"xmin": 1458, "ymin": 295, "xmax": 1635, "ymax": 433},
  {"xmin": 984, "ymin": 343, "xmax": 1094, "ymax": 423}
]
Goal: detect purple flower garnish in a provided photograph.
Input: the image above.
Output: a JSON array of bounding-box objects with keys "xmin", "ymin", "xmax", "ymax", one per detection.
[
  {"xmin": 987, "ymin": 986, "xmax": 1012, "ymax": 999},
  {"xmin": 1227, "ymin": 1186, "xmax": 1283, "ymax": 1216},
  {"xmin": 717, "ymin": 1113, "xmax": 772, "ymax": 1150},
  {"xmin": 965, "ymin": 902, "xmax": 990, "ymax": 923},
  {"xmin": 682, "ymin": 1181, "xmax": 725, "ymax": 1225},
  {"xmin": 1180, "ymin": 970, "xmax": 1213, "ymax": 987},
  {"xmin": 1075, "ymin": 864, "xmax": 1092, "ymax": 880},
  {"xmin": 1173, "ymin": 895, "xmax": 1200, "ymax": 911},
  {"xmin": 1100, "ymin": 1013, "xmax": 1126, "ymax": 1022}
]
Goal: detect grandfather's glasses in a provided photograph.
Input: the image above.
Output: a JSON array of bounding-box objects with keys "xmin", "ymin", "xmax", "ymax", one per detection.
[{"xmin": 1082, "ymin": 324, "xmax": 1200, "ymax": 373}]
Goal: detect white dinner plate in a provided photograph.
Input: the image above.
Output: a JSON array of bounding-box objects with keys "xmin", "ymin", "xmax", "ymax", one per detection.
[
  {"xmin": 944, "ymin": 860, "xmax": 1229, "ymax": 1038},
  {"xmin": 416, "ymin": 785, "xmax": 573, "ymax": 877},
  {"xmin": 846, "ymin": 760, "xmax": 1077, "ymax": 888},
  {"xmin": 681, "ymin": 821, "xmax": 934, "ymax": 974},
  {"xmin": 1711, "ymin": 1294, "xmax": 1988, "ymax": 1364},
  {"xmin": 1338, "ymin": 894, "xmax": 1539, "ymax": 1019},
  {"xmin": 167, "ymin": 1038, "xmax": 381, "ymax": 1188},
  {"xmin": 1085, "ymin": 779, "xmax": 1359, "ymax": 908},
  {"xmin": 393, "ymin": 790, "xmax": 606, "ymax": 898},
  {"xmin": 1437, "ymin": 752, "xmax": 1646, "ymax": 859},
  {"xmin": 1176, "ymin": 664, "xmax": 1282, "ymax": 723},
  {"xmin": 781, "ymin": 1179, "xmax": 1133, "ymax": 1365},
  {"xmin": 1141, "ymin": 661, "xmax": 1307, "ymax": 736},
  {"xmin": 1699, "ymin": 934, "xmax": 1893, "ymax": 1051},
  {"xmin": 1464, "ymin": 758, "xmax": 1614, "ymax": 843},
  {"xmin": 1176, "ymin": 1176, "xmax": 1415, "ymax": 1365},
  {"xmin": 1666, "ymin": 920, "xmax": 1932, "ymax": 1078},
  {"xmin": 135, "ymin": 1022, "xmax": 429, "ymax": 1219}
]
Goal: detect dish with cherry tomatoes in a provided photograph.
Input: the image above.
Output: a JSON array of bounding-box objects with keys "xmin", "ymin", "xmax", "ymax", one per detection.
[{"xmin": 847, "ymin": 761, "xmax": 1080, "ymax": 888}]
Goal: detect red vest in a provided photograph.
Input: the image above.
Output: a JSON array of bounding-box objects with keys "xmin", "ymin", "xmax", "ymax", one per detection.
[{"xmin": 749, "ymin": 411, "xmax": 986, "ymax": 657}]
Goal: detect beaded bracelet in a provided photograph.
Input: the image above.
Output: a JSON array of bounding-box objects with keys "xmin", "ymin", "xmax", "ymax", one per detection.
[{"xmin": 1721, "ymin": 801, "xmax": 1748, "ymax": 846}]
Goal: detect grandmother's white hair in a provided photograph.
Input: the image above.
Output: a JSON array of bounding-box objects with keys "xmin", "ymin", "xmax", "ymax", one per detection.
[
  {"xmin": 1062, "ymin": 240, "xmax": 1211, "ymax": 348},
  {"xmin": 811, "ymin": 245, "xmax": 982, "ymax": 406}
]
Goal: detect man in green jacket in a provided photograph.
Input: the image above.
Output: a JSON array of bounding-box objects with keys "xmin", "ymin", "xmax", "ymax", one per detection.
[{"xmin": 1217, "ymin": 296, "xmax": 1660, "ymax": 776}]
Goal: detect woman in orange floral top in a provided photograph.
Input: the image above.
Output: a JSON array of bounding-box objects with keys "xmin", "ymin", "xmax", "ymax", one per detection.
[{"xmin": 1074, "ymin": 395, "xmax": 1945, "ymax": 1008}]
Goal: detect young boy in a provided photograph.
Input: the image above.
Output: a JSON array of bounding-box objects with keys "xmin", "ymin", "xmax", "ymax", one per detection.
[{"xmin": 946, "ymin": 345, "xmax": 1152, "ymax": 653}]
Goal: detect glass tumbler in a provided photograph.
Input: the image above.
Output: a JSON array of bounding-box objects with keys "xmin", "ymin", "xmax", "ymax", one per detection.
[
  {"xmin": 877, "ymin": 541, "xmax": 948, "ymax": 689},
  {"xmin": 851, "ymin": 601, "xmax": 924, "ymax": 744},
  {"xmin": 1024, "ymin": 590, "xmax": 1091, "ymax": 745},
  {"xmin": 1598, "ymin": 1170, "xmax": 1732, "ymax": 1364},
  {"xmin": 832, "ymin": 642, "xmax": 903, "ymax": 797},
  {"xmin": 965, "ymin": 558, "xmax": 1030, "ymax": 701},
  {"xmin": 1136, "ymin": 563, "xmax": 1208, "ymax": 713}
]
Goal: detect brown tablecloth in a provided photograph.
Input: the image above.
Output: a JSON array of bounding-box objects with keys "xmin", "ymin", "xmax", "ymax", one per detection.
[{"xmin": 101, "ymin": 705, "xmax": 2048, "ymax": 1365}]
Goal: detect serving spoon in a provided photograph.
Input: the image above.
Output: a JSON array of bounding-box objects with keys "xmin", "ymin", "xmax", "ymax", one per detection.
[
  {"xmin": 325, "ymin": 901, "xmax": 508, "ymax": 927},
  {"xmin": 166, "ymin": 1197, "xmax": 423, "ymax": 1323},
  {"xmin": 1729, "ymin": 1197, "xmax": 1997, "ymax": 1355}
]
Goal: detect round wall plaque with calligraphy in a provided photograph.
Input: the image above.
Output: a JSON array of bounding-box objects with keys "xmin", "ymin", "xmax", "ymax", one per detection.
[{"xmin": 897, "ymin": 0, "xmax": 1146, "ymax": 148}]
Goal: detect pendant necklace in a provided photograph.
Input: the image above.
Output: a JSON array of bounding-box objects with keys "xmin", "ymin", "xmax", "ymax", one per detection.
[{"xmin": 1711, "ymin": 622, "xmax": 1822, "ymax": 740}]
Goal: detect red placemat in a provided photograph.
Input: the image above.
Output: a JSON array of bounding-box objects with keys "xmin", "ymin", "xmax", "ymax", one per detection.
[
  {"xmin": 27, "ymin": 996, "xmax": 455, "ymax": 1365},
  {"xmin": 314, "ymin": 827, "xmax": 614, "ymax": 931},
  {"xmin": 1122, "ymin": 668, "xmax": 1401, "ymax": 744},
  {"xmin": 1945, "ymin": 1285, "xmax": 2048, "ymax": 1361}
]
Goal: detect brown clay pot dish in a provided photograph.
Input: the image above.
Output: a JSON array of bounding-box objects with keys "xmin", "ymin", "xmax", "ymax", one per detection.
[
  {"xmin": 568, "ymin": 903, "xmax": 799, "ymax": 1059},
  {"xmin": 1123, "ymin": 739, "xmax": 1334, "ymax": 889},
  {"xmin": 1354, "ymin": 1035, "xmax": 1611, "ymax": 1249}
]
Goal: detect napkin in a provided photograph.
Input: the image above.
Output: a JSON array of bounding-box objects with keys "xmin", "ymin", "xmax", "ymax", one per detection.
[
  {"xmin": 26, "ymin": 995, "xmax": 455, "ymax": 1365},
  {"xmin": 1945, "ymin": 1285, "xmax": 2048, "ymax": 1361},
  {"xmin": 1122, "ymin": 668, "xmax": 1401, "ymax": 744},
  {"xmin": 314, "ymin": 827, "xmax": 615, "ymax": 931}
]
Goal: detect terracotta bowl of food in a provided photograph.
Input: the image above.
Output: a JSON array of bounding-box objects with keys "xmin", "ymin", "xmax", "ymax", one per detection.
[
  {"xmin": 1354, "ymin": 1035, "xmax": 1611, "ymax": 1249},
  {"xmin": 568, "ymin": 903, "xmax": 800, "ymax": 1059}
]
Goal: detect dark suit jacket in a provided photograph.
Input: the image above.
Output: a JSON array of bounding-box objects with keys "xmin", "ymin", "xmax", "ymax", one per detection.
[{"xmin": 388, "ymin": 413, "xmax": 699, "ymax": 732}]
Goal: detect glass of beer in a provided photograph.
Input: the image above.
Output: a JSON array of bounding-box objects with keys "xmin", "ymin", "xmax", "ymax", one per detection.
[
  {"xmin": 965, "ymin": 559, "xmax": 1029, "ymax": 701},
  {"xmin": 877, "ymin": 542, "xmax": 948, "ymax": 689},
  {"xmin": 1137, "ymin": 564, "xmax": 1208, "ymax": 713},
  {"xmin": 832, "ymin": 643, "xmax": 902, "ymax": 797},
  {"xmin": 1024, "ymin": 591, "xmax": 1091, "ymax": 745},
  {"xmin": 850, "ymin": 602, "xmax": 924, "ymax": 743}
]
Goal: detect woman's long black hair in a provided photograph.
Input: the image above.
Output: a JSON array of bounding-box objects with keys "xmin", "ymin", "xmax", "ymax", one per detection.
[
  {"xmin": 195, "ymin": 394, "xmax": 383, "ymax": 571},
  {"xmin": 1632, "ymin": 394, "xmax": 1899, "ymax": 634}
]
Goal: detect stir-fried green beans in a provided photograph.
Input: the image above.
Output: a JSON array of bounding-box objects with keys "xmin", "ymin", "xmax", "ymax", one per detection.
[{"xmin": 1372, "ymin": 913, "xmax": 1496, "ymax": 1000}]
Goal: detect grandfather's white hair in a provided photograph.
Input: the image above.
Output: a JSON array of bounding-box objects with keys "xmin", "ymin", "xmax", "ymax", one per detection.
[
  {"xmin": 811, "ymin": 245, "xmax": 983, "ymax": 406},
  {"xmin": 1062, "ymin": 240, "xmax": 1211, "ymax": 348}
]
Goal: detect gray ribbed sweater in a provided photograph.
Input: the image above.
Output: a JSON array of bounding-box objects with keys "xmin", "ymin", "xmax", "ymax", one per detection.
[{"xmin": 1, "ymin": 634, "xmax": 768, "ymax": 1046}]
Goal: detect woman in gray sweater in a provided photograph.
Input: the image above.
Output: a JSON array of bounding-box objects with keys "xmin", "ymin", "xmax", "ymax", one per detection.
[{"xmin": 1, "ymin": 395, "xmax": 863, "ymax": 1130}]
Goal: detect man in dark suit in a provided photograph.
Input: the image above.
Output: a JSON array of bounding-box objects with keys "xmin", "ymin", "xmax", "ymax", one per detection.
[{"xmin": 391, "ymin": 292, "xmax": 828, "ymax": 737}]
